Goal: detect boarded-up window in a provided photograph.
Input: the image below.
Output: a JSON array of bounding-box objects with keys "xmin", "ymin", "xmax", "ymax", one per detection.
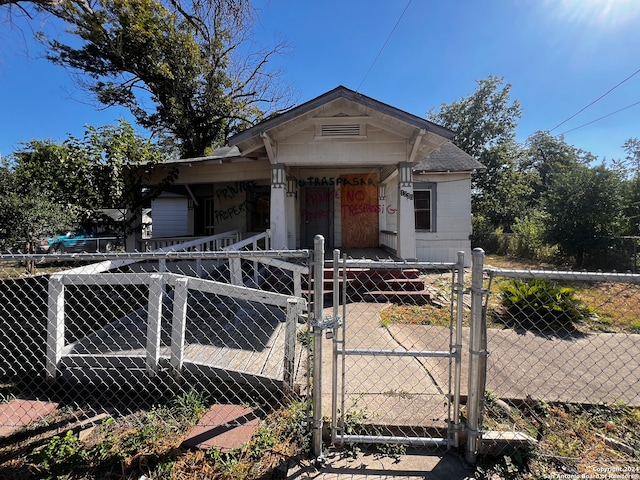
[{"xmin": 340, "ymin": 173, "xmax": 379, "ymax": 247}]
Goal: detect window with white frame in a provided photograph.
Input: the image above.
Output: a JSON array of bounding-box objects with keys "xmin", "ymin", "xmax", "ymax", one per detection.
[{"xmin": 414, "ymin": 183, "xmax": 436, "ymax": 231}]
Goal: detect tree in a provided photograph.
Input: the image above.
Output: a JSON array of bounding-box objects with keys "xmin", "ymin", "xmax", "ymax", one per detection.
[
  {"xmin": 470, "ymin": 141, "xmax": 536, "ymax": 231},
  {"xmin": 523, "ymin": 131, "xmax": 594, "ymax": 202},
  {"xmin": 64, "ymin": 120, "xmax": 178, "ymax": 237},
  {"xmin": 622, "ymin": 138, "xmax": 640, "ymax": 176},
  {"xmin": 618, "ymin": 138, "xmax": 640, "ymax": 237},
  {"xmin": 36, "ymin": 0, "xmax": 291, "ymax": 158},
  {"xmin": 0, "ymin": 0, "xmax": 59, "ymax": 8},
  {"xmin": 428, "ymin": 76, "xmax": 528, "ymax": 232},
  {"xmin": 0, "ymin": 120, "xmax": 176, "ymax": 252},
  {"xmin": 543, "ymin": 163, "xmax": 624, "ymax": 268},
  {"xmin": 428, "ymin": 75, "xmax": 521, "ymax": 159},
  {"xmin": 0, "ymin": 144, "xmax": 78, "ymax": 253}
]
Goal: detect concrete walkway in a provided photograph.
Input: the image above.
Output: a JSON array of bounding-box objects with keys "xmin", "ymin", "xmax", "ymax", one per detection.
[
  {"xmin": 292, "ymin": 302, "xmax": 640, "ymax": 478},
  {"xmin": 390, "ymin": 324, "xmax": 640, "ymax": 407},
  {"xmin": 309, "ymin": 303, "xmax": 453, "ymax": 434},
  {"xmin": 286, "ymin": 448, "xmax": 474, "ymax": 479}
]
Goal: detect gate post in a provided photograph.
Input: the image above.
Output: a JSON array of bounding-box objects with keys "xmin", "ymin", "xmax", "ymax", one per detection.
[
  {"xmin": 311, "ymin": 235, "xmax": 325, "ymax": 461},
  {"xmin": 452, "ymin": 251, "xmax": 465, "ymax": 447},
  {"xmin": 466, "ymin": 248, "xmax": 485, "ymax": 464}
]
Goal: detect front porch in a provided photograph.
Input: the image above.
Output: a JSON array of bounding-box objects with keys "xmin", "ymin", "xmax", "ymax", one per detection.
[{"xmin": 136, "ymin": 86, "xmax": 481, "ymax": 265}]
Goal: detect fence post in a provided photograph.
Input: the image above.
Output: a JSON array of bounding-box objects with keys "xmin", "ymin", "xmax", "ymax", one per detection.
[
  {"xmin": 46, "ymin": 274, "xmax": 65, "ymax": 380},
  {"xmin": 283, "ymin": 297, "xmax": 300, "ymax": 394},
  {"xmin": 330, "ymin": 248, "xmax": 341, "ymax": 446},
  {"xmin": 466, "ymin": 248, "xmax": 485, "ymax": 464},
  {"xmin": 170, "ymin": 277, "xmax": 190, "ymax": 378},
  {"xmin": 146, "ymin": 274, "xmax": 164, "ymax": 376},
  {"xmin": 230, "ymin": 257, "xmax": 242, "ymax": 286},
  {"xmin": 311, "ymin": 234, "xmax": 325, "ymax": 461},
  {"xmin": 195, "ymin": 245, "xmax": 204, "ymax": 278},
  {"xmin": 452, "ymin": 251, "xmax": 465, "ymax": 447}
]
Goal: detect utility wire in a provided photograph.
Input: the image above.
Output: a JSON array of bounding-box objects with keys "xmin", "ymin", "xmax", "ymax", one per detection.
[
  {"xmin": 559, "ymin": 100, "xmax": 640, "ymax": 135},
  {"xmin": 549, "ymin": 67, "xmax": 640, "ymax": 132},
  {"xmin": 356, "ymin": 0, "xmax": 412, "ymax": 93}
]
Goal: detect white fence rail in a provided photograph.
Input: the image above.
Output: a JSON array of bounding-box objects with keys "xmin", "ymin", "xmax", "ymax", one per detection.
[{"xmin": 46, "ymin": 270, "xmax": 307, "ymax": 391}]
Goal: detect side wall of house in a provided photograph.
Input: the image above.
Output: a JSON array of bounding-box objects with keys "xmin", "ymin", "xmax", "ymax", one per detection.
[{"xmin": 413, "ymin": 173, "xmax": 472, "ymax": 266}]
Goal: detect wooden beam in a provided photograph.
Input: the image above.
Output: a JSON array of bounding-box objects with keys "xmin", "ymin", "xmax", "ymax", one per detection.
[
  {"xmin": 261, "ymin": 132, "xmax": 276, "ymax": 164},
  {"xmin": 408, "ymin": 129, "xmax": 426, "ymax": 163}
]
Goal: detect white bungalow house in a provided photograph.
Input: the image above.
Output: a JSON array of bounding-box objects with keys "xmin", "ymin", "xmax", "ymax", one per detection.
[{"xmin": 136, "ymin": 86, "xmax": 483, "ymax": 263}]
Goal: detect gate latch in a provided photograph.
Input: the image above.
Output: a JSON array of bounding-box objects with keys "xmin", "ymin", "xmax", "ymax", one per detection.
[{"xmin": 311, "ymin": 315, "xmax": 342, "ymax": 330}]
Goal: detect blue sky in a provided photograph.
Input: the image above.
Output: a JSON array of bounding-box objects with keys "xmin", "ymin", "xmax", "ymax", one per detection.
[{"xmin": 1, "ymin": 0, "xmax": 639, "ymax": 161}]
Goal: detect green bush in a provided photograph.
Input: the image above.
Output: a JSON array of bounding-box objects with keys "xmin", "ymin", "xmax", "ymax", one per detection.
[
  {"xmin": 499, "ymin": 278, "xmax": 593, "ymax": 331},
  {"xmin": 506, "ymin": 213, "xmax": 555, "ymax": 260},
  {"xmin": 471, "ymin": 216, "xmax": 508, "ymax": 254}
]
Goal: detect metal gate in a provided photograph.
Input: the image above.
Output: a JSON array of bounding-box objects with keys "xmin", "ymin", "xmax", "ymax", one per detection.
[{"xmin": 324, "ymin": 249, "xmax": 466, "ymax": 448}]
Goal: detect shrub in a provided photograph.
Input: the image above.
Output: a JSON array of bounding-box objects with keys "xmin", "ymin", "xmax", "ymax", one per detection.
[
  {"xmin": 499, "ymin": 278, "xmax": 593, "ymax": 331},
  {"xmin": 471, "ymin": 216, "xmax": 508, "ymax": 254}
]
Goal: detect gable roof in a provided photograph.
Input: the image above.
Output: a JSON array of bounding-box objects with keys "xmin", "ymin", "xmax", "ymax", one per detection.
[
  {"xmin": 414, "ymin": 141, "xmax": 485, "ymax": 172},
  {"xmin": 228, "ymin": 85, "xmax": 454, "ymax": 147}
]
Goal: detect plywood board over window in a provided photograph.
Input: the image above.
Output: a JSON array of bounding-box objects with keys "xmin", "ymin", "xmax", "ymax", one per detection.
[{"xmin": 340, "ymin": 173, "xmax": 379, "ymax": 247}]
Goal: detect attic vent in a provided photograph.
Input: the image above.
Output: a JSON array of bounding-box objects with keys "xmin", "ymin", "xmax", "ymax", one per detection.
[{"xmin": 321, "ymin": 124, "xmax": 362, "ymax": 137}]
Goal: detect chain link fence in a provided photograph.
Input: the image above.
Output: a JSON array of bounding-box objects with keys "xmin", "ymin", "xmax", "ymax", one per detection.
[
  {"xmin": 0, "ymin": 246, "xmax": 312, "ymax": 470},
  {"xmin": 4, "ymin": 241, "xmax": 639, "ymax": 474},
  {"xmin": 477, "ymin": 256, "xmax": 640, "ymax": 467}
]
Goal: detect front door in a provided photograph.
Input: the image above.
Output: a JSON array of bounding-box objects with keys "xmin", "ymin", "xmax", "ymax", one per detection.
[{"xmin": 302, "ymin": 187, "xmax": 333, "ymax": 248}]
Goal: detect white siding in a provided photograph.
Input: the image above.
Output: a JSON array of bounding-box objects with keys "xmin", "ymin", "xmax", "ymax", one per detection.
[
  {"xmin": 414, "ymin": 174, "xmax": 472, "ymax": 266},
  {"xmin": 279, "ymin": 127, "xmax": 406, "ymax": 167},
  {"xmin": 382, "ymin": 176, "xmax": 399, "ymax": 233}
]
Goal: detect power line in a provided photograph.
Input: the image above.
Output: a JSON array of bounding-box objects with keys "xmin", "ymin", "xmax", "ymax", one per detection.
[
  {"xmin": 356, "ymin": 0, "xmax": 412, "ymax": 93},
  {"xmin": 549, "ymin": 67, "xmax": 640, "ymax": 132},
  {"xmin": 559, "ymin": 100, "xmax": 640, "ymax": 135}
]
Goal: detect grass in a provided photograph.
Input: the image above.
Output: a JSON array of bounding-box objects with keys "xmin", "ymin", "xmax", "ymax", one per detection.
[
  {"xmin": 478, "ymin": 397, "xmax": 640, "ymax": 479},
  {"xmin": 372, "ymin": 255, "xmax": 640, "ymax": 335},
  {"xmin": 483, "ymin": 254, "xmax": 640, "ymax": 333},
  {"xmin": 379, "ymin": 304, "xmax": 453, "ymax": 328}
]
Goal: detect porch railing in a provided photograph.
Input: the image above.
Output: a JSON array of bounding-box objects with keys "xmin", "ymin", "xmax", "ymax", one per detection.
[
  {"xmin": 140, "ymin": 230, "xmax": 241, "ymax": 252},
  {"xmin": 379, "ymin": 230, "xmax": 397, "ymax": 253},
  {"xmin": 46, "ymin": 270, "xmax": 306, "ymax": 392}
]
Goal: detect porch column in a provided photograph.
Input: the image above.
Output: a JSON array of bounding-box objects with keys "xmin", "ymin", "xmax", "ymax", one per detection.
[
  {"xmin": 397, "ymin": 162, "xmax": 416, "ymax": 260},
  {"xmin": 270, "ymin": 163, "xmax": 288, "ymax": 249},
  {"xmin": 125, "ymin": 209, "xmax": 142, "ymax": 252},
  {"xmin": 286, "ymin": 176, "xmax": 298, "ymax": 249}
]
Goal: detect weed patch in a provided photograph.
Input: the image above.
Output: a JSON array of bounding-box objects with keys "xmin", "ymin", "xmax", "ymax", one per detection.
[{"xmin": 479, "ymin": 398, "xmax": 640, "ymax": 479}]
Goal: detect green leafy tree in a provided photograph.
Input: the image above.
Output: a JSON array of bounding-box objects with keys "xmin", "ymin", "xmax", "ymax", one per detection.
[
  {"xmin": 543, "ymin": 163, "xmax": 624, "ymax": 268},
  {"xmin": 428, "ymin": 75, "xmax": 521, "ymax": 158},
  {"xmin": 523, "ymin": 131, "xmax": 594, "ymax": 202},
  {"xmin": 618, "ymin": 138, "xmax": 640, "ymax": 237},
  {"xmin": 428, "ymin": 76, "xmax": 530, "ymax": 232},
  {"xmin": 63, "ymin": 120, "xmax": 178, "ymax": 237},
  {"xmin": 470, "ymin": 141, "xmax": 536, "ymax": 232},
  {"xmin": 1, "ymin": 142, "xmax": 81, "ymax": 253},
  {"xmin": 622, "ymin": 138, "xmax": 640, "ymax": 175},
  {"xmin": 38, "ymin": 0, "xmax": 291, "ymax": 158},
  {"xmin": 0, "ymin": 120, "xmax": 176, "ymax": 252}
]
